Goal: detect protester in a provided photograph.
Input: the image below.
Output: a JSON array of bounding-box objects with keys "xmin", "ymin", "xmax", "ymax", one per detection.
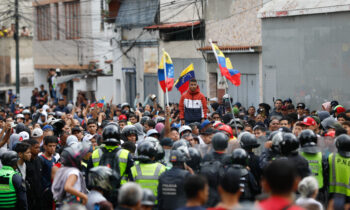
[
  {"xmin": 177, "ymin": 175, "xmax": 209, "ymax": 210},
  {"xmin": 117, "ymin": 182, "xmax": 143, "ymax": 210},
  {"xmin": 296, "ymin": 176, "xmax": 323, "ymax": 210},
  {"xmin": 1, "ymin": 82, "xmax": 350, "ymax": 210},
  {"xmin": 259, "ymin": 159, "xmax": 303, "ymax": 210},
  {"xmin": 179, "ymin": 79, "xmax": 207, "ymax": 125}
]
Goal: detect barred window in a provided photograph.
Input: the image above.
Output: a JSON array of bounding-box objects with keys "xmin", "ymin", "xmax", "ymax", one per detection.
[
  {"xmin": 36, "ymin": 5, "xmax": 51, "ymax": 41},
  {"xmin": 65, "ymin": 1, "xmax": 81, "ymax": 40}
]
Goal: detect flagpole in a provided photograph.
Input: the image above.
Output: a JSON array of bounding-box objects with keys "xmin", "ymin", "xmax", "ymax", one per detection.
[
  {"xmin": 162, "ymin": 49, "xmax": 169, "ymax": 107},
  {"xmin": 209, "ymin": 39, "xmax": 238, "ymax": 136}
]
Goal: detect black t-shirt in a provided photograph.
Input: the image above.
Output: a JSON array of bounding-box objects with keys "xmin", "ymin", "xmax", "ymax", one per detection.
[
  {"xmin": 39, "ymin": 90, "xmax": 47, "ymax": 98},
  {"xmin": 62, "ymin": 88, "xmax": 68, "ymax": 96}
]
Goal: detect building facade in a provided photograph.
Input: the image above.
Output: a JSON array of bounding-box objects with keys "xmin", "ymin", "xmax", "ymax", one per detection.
[{"xmin": 259, "ymin": 0, "xmax": 350, "ymax": 110}]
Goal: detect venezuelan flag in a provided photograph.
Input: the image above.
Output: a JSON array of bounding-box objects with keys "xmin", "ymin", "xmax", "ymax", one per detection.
[
  {"xmin": 212, "ymin": 43, "xmax": 241, "ymax": 86},
  {"xmin": 174, "ymin": 64, "xmax": 195, "ymax": 94},
  {"xmin": 158, "ymin": 51, "xmax": 174, "ymax": 92},
  {"xmin": 225, "ymin": 58, "xmax": 241, "ymax": 86},
  {"xmin": 90, "ymin": 96, "xmax": 106, "ymax": 108}
]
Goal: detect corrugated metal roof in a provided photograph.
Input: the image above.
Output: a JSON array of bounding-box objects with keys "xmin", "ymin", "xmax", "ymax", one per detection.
[
  {"xmin": 116, "ymin": 0, "xmax": 159, "ymax": 27},
  {"xmin": 259, "ymin": 0, "xmax": 350, "ymax": 18},
  {"xmin": 198, "ymin": 45, "xmax": 261, "ymax": 53},
  {"xmin": 144, "ymin": 21, "xmax": 201, "ymax": 30}
]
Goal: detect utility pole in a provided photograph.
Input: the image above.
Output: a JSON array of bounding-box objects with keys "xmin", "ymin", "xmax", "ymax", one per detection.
[{"xmin": 15, "ymin": 0, "xmax": 20, "ymax": 97}]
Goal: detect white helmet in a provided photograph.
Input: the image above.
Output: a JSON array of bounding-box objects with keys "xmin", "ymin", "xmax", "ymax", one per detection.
[{"xmin": 179, "ymin": 125, "xmax": 192, "ymax": 135}]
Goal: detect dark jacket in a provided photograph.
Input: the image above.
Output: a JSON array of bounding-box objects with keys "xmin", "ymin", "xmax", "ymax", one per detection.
[
  {"xmin": 13, "ymin": 173, "xmax": 28, "ymax": 210},
  {"xmin": 158, "ymin": 167, "xmax": 190, "ymax": 210},
  {"xmin": 26, "ymin": 157, "xmax": 43, "ymax": 210},
  {"xmin": 179, "ymin": 86, "xmax": 207, "ymax": 123},
  {"xmin": 200, "ymin": 151, "xmax": 228, "ymax": 207},
  {"xmin": 247, "ymin": 151, "xmax": 262, "ymax": 192}
]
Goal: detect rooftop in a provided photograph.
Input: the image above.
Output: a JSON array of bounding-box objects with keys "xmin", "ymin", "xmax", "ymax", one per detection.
[{"xmin": 259, "ymin": 0, "xmax": 350, "ymax": 18}]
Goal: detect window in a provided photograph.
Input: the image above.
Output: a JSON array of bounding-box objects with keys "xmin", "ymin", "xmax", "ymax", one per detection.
[
  {"xmin": 65, "ymin": 1, "xmax": 80, "ymax": 39},
  {"xmin": 54, "ymin": 3, "xmax": 59, "ymax": 40},
  {"xmin": 36, "ymin": 5, "xmax": 51, "ymax": 41}
]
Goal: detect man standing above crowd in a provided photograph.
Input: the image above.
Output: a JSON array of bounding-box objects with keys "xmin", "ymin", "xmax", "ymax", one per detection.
[{"xmin": 179, "ymin": 79, "xmax": 207, "ymax": 125}]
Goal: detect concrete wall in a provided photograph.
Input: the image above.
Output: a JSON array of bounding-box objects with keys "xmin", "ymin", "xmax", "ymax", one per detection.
[
  {"xmin": 95, "ymin": 76, "xmax": 114, "ymax": 102},
  {"xmin": 33, "ymin": 1, "xmax": 94, "ymax": 66},
  {"xmin": 206, "ymin": 0, "xmax": 262, "ymax": 46},
  {"xmin": 262, "ymin": 12, "xmax": 350, "ymax": 110}
]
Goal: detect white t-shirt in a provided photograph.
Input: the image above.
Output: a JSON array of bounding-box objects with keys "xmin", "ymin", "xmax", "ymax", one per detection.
[
  {"xmin": 17, "ymin": 162, "xmax": 26, "ymax": 180},
  {"xmin": 66, "ymin": 168, "xmax": 82, "ymax": 192},
  {"xmin": 296, "ymin": 197, "xmax": 323, "ymax": 210}
]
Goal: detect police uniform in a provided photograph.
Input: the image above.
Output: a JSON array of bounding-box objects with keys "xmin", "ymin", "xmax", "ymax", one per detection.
[
  {"xmin": 328, "ymin": 153, "xmax": 350, "ymax": 197},
  {"xmin": 0, "ymin": 165, "xmax": 28, "ymax": 209},
  {"xmin": 158, "ymin": 166, "xmax": 190, "ymax": 210},
  {"xmin": 91, "ymin": 145, "xmax": 132, "ymax": 184},
  {"xmin": 131, "ymin": 162, "xmax": 166, "ymax": 200}
]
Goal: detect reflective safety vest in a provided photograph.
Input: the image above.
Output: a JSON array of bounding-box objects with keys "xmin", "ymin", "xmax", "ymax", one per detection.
[
  {"xmin": 0, "ymin": 166, "xmax": 18, "ymax": 208},
  {"xmin": 328, "ymin": 153, "xmax": 350, "ymax": 196},
  {"xmin": 91, "ymin": 146, "xmax": 129, "ymax": 184},
  {"xmin": 301, "ymin": 152, "xmax": 323, "ymax": 188},
  {"xmin": 131, "ymin": 163, "xmax": 166, "ymax": 199}
]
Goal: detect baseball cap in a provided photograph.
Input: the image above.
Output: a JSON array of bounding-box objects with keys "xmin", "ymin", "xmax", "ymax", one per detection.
[
  {"xmin": 82, "ymin": 134, "xmax": 95, "ymax": 142},
  {"xmin": 335, "ymin": 106, "xmax": 346, "ymax": 114},
  {"xmin": 146, "ymin": 129, "xmax": 159, "ymax": 137},
  {"xmin": 201, "ymin": 128, "xmax": 216, "ymax": 135},
  {"xmin": 302, "ymin": 117, "xmax": 316, "ymax": 126},
  {"xmin": 284, "ymin": 98, "xmax": 292, "ymax": 104},
  {"xmin": 32, "ymin": 128, "xmax": 43, "ymax": 137},
  {"xmin": 42, "ymin": 125, "xmax": 54, "ymax": 131},
  {"xmin": 160, "ymin": 138, "xmax": 173, "ymax": 147},
  {"xmin": 19, "ymin": 131, "xmax": 30, "ymax": 141},
  {"xmin": 118, "ymin": 115, "xmax": 127, "ymax": 121},
  {"xmin": 200, "ymin": 119, "xmax": 212, "ymax": 130},
  {"xmin": 16, "ymin": 114, "xmax": 24, "ymax": 119},
  {"xmin": 297, "ymin": 103, "xmax": 306, "ymax": 109}
]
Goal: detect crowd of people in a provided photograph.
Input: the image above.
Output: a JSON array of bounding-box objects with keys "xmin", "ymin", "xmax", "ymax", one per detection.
[{"xmin": 0, "ymin": 78, "xmax": 350, "ymax": 210}]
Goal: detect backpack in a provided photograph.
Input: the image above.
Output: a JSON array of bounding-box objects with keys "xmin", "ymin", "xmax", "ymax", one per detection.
[{"xmin": 199, "ymin": 159, "xmax": 226, "ymax": 207}]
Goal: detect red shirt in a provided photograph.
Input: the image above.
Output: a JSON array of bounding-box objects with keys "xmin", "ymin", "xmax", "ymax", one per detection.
[{"xmin": 259, "ymin": 196, "xmax": 304, "ymax": 210}]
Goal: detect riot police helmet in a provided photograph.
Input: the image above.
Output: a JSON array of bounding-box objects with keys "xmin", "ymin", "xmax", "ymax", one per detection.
[
  {"xmin": 212, "ymin": 132, "xmax": 229, "ymax": 151},
  {"xmin": 102, "ymin": 123, "xmax": 120, "ymax": 145},
  {"xmin": 335, "ymin": 134, "xmax": 350, "ymax": 158}
]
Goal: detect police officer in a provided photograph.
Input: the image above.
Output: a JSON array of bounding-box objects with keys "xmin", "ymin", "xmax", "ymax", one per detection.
[
  {"xmin": 202, "ymin": 132, "xmax": 229, "ymax": 162},
  {"xmin": 328, "ymin": 134, "xmax": 350, "ymax": 208},
  {"xmin": 240, "ymin": 132, "xmax": 262, "ymax": 189},
  {"xmin": 186, "ymin": 147, "xmax": 202, "ymax": 173},
  {"xmin": 0, "ymin": 151, "xmax": 28, "ymax": 209},
  {"xmin": 200, "ymin": 132, "xmax": 229, "ymax": 207},
  {"xmin": 259, "ymin": 131, "xmax": 283, "ymax": 169},
  {"xmin": 121, "ymin": 125, "xmax": 138, "ymax": 144},
  {"xmin": 131, "ymin": 139, "xmax": 166, "ymax": 202},
  {"xmin": 91, "ymin": 123, "xmax": 133, "ymax": 184},
  {"xmin": 158, "ymin": 149, "xmax": 191, "ymax": 210},
  {"xmin": 226, "ymin": 148, "xmax": 259, "ymax": 202},
  {"xmin": 279, "ymin": 132, "xmax": 310, "ymax": 178},
  {"xmin": 86, "ymin": 166, "xmax": 118, "ymax": 210},
  {"xmin": 299, "ymin": 129, "xmax": 328, "ymax": 204}
]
